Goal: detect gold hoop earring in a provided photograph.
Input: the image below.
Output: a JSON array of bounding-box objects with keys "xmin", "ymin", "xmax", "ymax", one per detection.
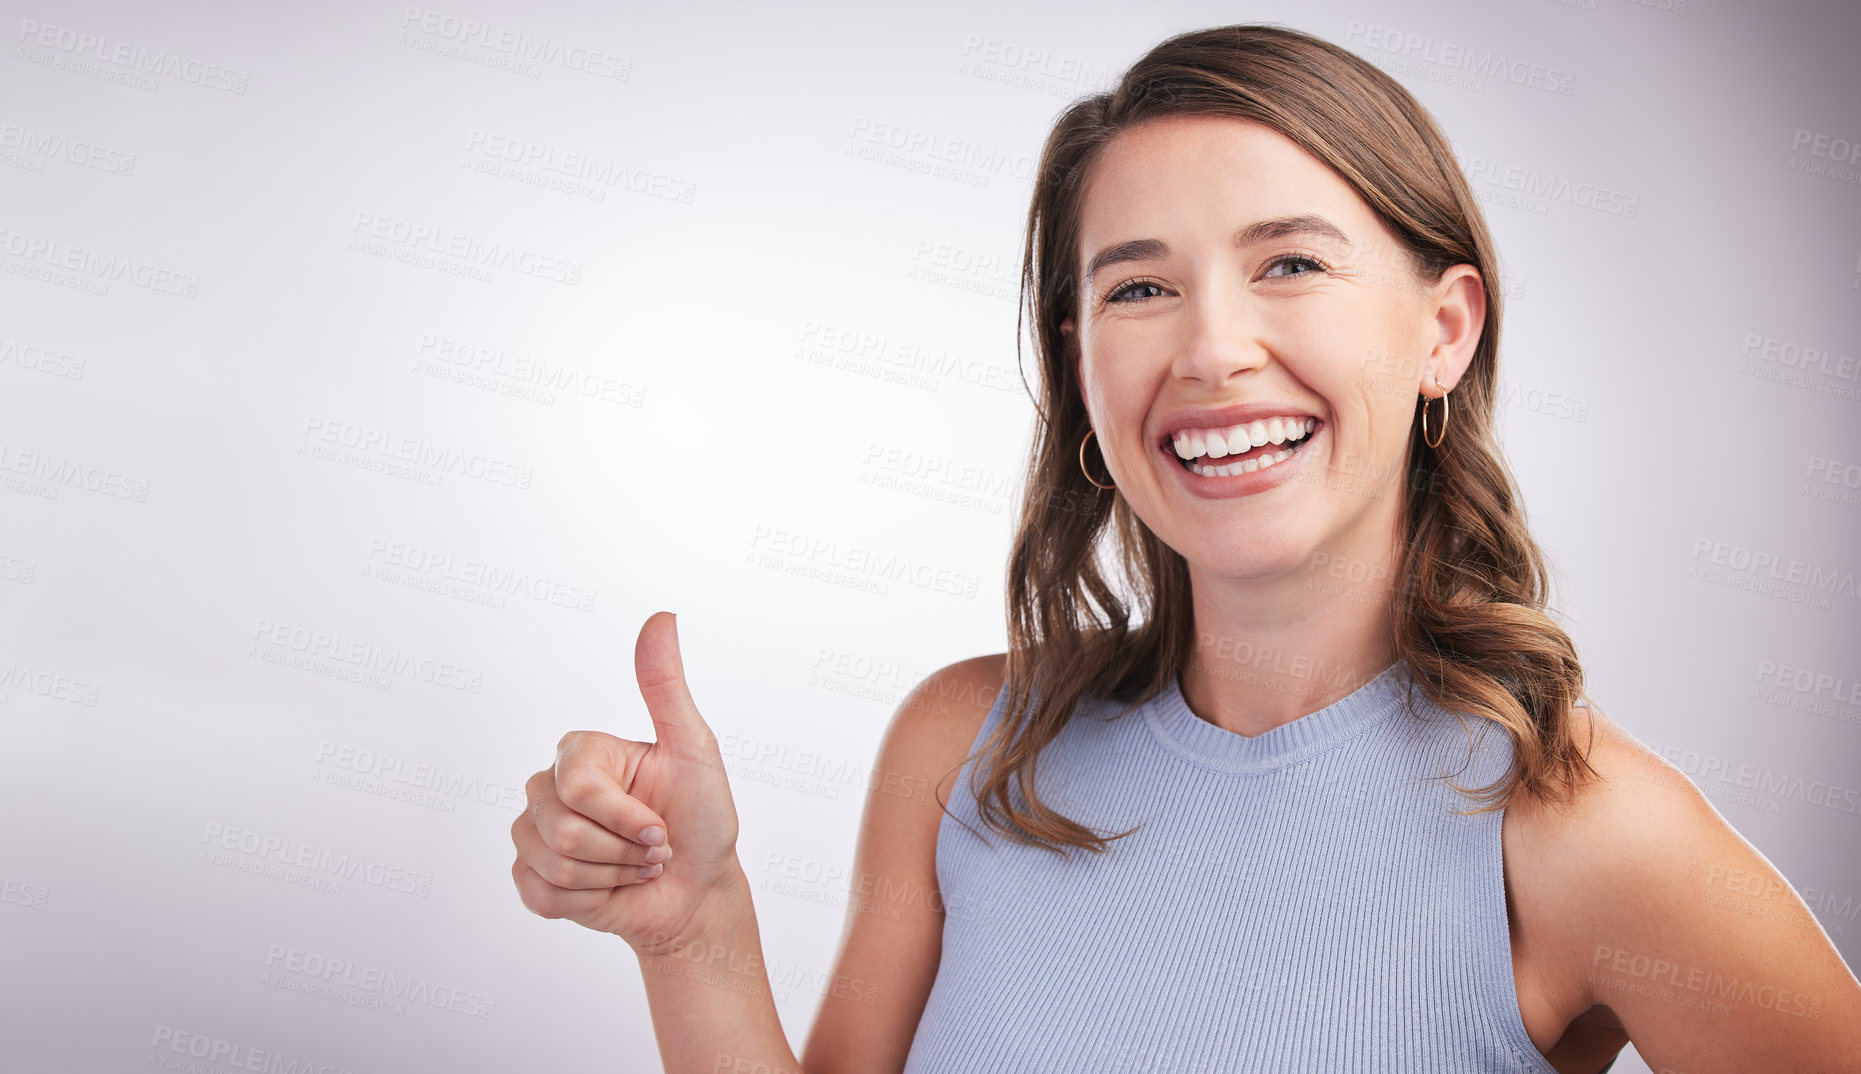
[
  {"xmin": 1079, "ymin": 429, "xmax": 1116, "ymax": 490},
  {"xmin": 1420, "ymin": 389, "xmax": 1450, "ymax": 449}
]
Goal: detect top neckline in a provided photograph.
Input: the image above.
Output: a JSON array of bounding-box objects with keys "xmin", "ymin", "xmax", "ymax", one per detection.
[{"xmin": 1141, "ymin": 659, "xmax": 1413, "ymax": 775}]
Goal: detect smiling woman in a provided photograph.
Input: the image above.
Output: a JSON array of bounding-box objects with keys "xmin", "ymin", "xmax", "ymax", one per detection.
[
  {"xmin": 1005, "ymin": 41, "xmax": 1549, "ymax": 846},
  {"xmin": 508, "ymin": 23, "xmax": 1861, "ymax": 1074}
]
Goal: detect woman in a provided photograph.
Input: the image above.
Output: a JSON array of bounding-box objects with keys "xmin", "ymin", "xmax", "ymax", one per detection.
[{"xmin": 509, "ymin": 25, "xmax": 1861, "ymax": 1073}]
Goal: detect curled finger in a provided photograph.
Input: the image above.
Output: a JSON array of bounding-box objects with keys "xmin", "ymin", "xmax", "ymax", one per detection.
[
  {"xmin": 525, "ymin": 769, "xmax": 662, "ymax": 865},
  {"xmin": 513, "ymin": 812, "xmax": 667, "ymax": 889}
]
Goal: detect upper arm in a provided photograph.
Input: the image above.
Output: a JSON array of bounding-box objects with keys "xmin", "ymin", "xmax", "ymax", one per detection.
[
  {"xmin": 1514, "ymin": 704, "xmax": 1861, "ymax": 1072},
  {"xmin": 798, "ymin": 653, "xmax": 1006, "ymax": 1074}
]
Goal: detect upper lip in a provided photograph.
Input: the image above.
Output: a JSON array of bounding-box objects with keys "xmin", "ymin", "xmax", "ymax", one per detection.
[{"xmin": 1156, "ymin": 401, "xmax": 1323, "ymax": 449}]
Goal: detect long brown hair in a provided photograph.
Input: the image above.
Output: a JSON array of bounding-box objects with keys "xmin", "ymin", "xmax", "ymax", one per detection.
[{"xmin": 971, "ymin": 23, "xmax": 1598, "ymax": 856}]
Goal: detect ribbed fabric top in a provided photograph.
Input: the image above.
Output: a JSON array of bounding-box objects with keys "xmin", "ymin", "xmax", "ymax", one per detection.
[{"xmin": 902, "ymin": 659, "xmax": 1559, "ymax": 1074}]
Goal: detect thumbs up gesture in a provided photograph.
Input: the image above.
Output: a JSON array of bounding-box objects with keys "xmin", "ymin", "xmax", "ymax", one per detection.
[{"xmin": 511, "ymin": 612, "xmax": 743, "ymax": 952}]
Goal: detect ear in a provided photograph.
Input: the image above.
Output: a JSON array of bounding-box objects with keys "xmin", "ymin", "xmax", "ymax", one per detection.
[
  {"xmin": 1060, "ymin": 316, "xmax": 1079, "ymax": 386},
  {"xmin": 1424, "ymin": 265, "xmax": 1485, "ymax": 396}
]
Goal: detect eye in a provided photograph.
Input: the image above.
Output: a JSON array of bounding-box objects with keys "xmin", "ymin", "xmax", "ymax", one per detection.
[
  {"xmin": 1105, "ymin": 277, "xmax": 1167, "ymax": 303},
  {"xmin": 1262, "ymin": 254, "xmax": 1329, "ymax": 279}
]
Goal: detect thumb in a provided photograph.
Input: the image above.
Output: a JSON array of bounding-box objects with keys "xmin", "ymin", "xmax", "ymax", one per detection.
[{"xmin": 634, "ymin": 611, "xmax": 715, "ymax": 754}]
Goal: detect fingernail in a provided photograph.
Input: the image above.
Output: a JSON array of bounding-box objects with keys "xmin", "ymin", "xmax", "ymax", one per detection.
[
  {"xmin": 638, "ymin": 863, "xmax": 663, "ymax": 879},
  {"xmin": 639, "ymin": 825, "xmax": 666, "ymax": 846},
  {"xmin": 644, "ymin": 844, "xmax": 670, "ymax": 864}
]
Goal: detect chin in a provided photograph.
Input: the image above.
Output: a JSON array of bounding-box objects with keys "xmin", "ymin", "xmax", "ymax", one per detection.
[{"xmin": 1185, "ymin": 528, "xmax": 1319, "ymax": 582}]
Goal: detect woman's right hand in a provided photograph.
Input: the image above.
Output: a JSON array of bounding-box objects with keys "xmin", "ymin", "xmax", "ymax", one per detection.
[{"xmin": 510, "ymin": 611, "xmax": 743, "ymax": 955}]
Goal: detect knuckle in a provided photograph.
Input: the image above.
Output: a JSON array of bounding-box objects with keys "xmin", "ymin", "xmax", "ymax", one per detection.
[
  {"xmin": 557, "ymin": 729, "xmax": 610, "ymax": 758},
  {"xmin": 514, "ymin": 866, "xmax": 557, "ymax": 919},
  {"xmin": 542, "ymin": 853, "xmax": 579, "ymax": 889},
  {"xmin": 555, "ymin": 765, "xmax": 605, "ymax": 806},
  {"xmin": 544, "ymin": 815, "xmax": 582, "ymax": 857}
]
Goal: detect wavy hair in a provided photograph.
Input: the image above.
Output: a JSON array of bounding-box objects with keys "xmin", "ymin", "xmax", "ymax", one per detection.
[{"xmin": 968, "ymin": 23, "xmax": 1599, "ymax": 855}]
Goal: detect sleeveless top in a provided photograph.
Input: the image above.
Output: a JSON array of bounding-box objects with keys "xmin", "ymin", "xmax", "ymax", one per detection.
[{"xmin": 902, "ymin": 659, "xmax": 1563, "ymax": 1074}]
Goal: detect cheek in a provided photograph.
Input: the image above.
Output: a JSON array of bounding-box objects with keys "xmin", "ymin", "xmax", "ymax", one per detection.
[
  {"xmin": 1302, "ymin": 372, "xmax": 1411, "ymax": 482},
  {"xmin": 1284, "ymin": 317, "xmax": 1419, "ymax": 430},
  {"xmin": 1082, "ymin": 351, "xmax": 1150, "ymax": 417},
  {"xmin": 1347, "ymin": 380, "xmax": 1410, "ymax": 444}
]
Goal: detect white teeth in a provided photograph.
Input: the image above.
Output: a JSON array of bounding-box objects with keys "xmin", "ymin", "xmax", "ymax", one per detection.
[
  {"xmin": 1187, "ymin": 446, "xmax": 1296, "ymax": 477},
  {"xmin": 1171, "ymin": 416, "xmax": 1315, "ymax": 460}
]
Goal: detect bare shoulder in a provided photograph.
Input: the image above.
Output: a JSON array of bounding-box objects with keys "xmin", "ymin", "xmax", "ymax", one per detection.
[
  {"xmin": 877, "ymin": 653, "xmax": 1008, "ymax": 809},
  {"xmin": 1505, "ymin": 700, "xmax": 1770, "ymax": 924},
  {"xmin": 1504, "ymin": 702, "xmax": 1716, "ymax": 976},
  {"xmin": 1505, "ymin": 699, "xmax": 1699, "ymax": 850},
  {"xmin": 797, "ymin": 653, "xmax": 1007, "ymax": 1073},
  {"xmin": 1505, "ymin": 699, "xmax": 1861, "ymax": 1070}
]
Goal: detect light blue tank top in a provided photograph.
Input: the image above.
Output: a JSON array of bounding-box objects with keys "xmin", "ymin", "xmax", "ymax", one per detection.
[{"xmin": 903, "ymin": 659, "xmax": 1563, "ymax": 1073}]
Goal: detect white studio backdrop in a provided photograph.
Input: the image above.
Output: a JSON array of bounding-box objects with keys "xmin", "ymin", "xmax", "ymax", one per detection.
[{"xmin": 2, "ymin": 1, "xmax": 1857, "ymax": 1071}]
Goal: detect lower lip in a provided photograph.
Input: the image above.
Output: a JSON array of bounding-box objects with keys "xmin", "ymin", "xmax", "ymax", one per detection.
[{"xmin": 1161, "ymin": 423, "xmax": 1321, "ymax": 500}]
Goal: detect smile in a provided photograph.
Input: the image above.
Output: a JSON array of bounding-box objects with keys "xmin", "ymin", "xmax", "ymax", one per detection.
[{"xmin": 1166, "ymin": 416, "xmax": 1317, "ymax": 477}]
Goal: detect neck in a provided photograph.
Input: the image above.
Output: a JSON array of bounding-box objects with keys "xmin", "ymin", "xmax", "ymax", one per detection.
[{"xmin": 1178, "ymin": 521, "xmax": 1402, "ymax": 739}]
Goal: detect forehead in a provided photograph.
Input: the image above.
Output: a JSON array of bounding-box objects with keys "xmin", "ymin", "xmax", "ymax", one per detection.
[{"xmin": 1077, "ymin": 114, "xmax": 1373, "ymax": 250}]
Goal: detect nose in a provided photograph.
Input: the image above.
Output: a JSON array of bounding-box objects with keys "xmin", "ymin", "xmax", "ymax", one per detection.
[{"xmin": 1171, "ymin": 275, "xmax": 1269, "ymax": 386}]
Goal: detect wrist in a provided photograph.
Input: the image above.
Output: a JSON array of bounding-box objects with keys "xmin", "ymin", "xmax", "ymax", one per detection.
[{"xmin": 627, "ymin": 854, "xmax": 752, "ymax": 961}]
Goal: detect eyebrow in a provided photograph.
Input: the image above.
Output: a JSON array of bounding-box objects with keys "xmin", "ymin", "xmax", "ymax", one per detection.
[{"xmin": 1082, "ymin": 213, "xmax": 1352, "ymax": 288}]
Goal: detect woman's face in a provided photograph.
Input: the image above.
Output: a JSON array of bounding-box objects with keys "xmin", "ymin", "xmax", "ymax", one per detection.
[{"xmin": 1063, "ymin": 114, "xmax": 1482, "ymax": 581}]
